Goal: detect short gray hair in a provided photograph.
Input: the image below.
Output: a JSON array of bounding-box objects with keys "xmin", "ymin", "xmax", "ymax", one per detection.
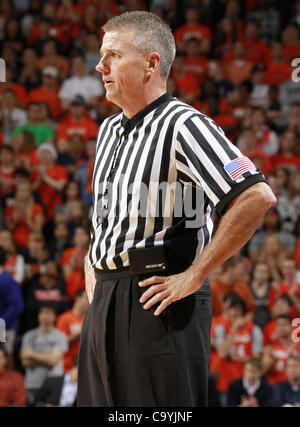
[{"xmin": 102, "ymin": 11, "xmax": 176, "ymax": 80}]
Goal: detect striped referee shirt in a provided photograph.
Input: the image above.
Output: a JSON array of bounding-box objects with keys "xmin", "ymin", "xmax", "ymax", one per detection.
[{"xmin": 89, "ymin": 92, "xmax": 266, "ymax": 271}]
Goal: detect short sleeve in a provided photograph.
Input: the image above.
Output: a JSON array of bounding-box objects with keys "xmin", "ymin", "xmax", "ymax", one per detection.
[{"xmin": 175, "ymin": 114, "xmax": 267, "ymax": 215}]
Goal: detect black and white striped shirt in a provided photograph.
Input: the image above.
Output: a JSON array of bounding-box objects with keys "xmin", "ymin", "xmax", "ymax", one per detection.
[{"xmin": 89, "ymin": 92, "xmax": 266, "ymax": 271}]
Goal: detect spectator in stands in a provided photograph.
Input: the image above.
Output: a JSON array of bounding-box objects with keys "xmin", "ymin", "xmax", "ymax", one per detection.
[
  {"xmin": 18, "ymin": 47, "xmax": 42, "ymax": 91},
  {"xmin": 174, "ymin": 6, "xmax": 212, "ymax": 54},
  {"xmin": 241, "ymin": 20, "xmax": 271, "ymax": 65},
  {"xmin": 262, "ymin": 314, "xmax": 296, "ymax": 385},
  {"xmin": 20, "ymin": 303, "xmax": 68, "ymax": 406},
  {"xmin": 291, "ymin": 0, "xmax": 300, "ymax": 28},
  {"xmin": 211, "ymin": 255, "xmax": 255, "ymax": 316},
  {"xmin": 227, "ymin": 357, "xmax": 273, "ymax": 407},
  {"xmin": 250, "ymin": 107, "xmax": 279, "ymax": 155},
  {"xmin": 34, "ymin": 358, "xmax": 78, "ymax": 407},
  {"xmin": 272, "ymin": 355, "xmax": 300, "ymax": 407},
  {"xmin": 276, "ymin": 172, "xmax": 300, "ymax": 233},
  {"xmin": 56, "ymin": 95, "xmax": 98, "ymax": 154},
  {"xmin": 0, "ymin": 229, "xmax": 26, "ymax": 285},
  {"xmin": 223, "ymin": 41, "xmax": 253, "ymax": 87},
  {"xmin": 57, "ymin": 134, "xmax": 87, "ymax": 176},
  {"xmin": 263, "ymin": 294, "xmax": 294, "ymax": 346},
  {"xmin": 2, "ymin": 16, "xmax": 24, "ymax": 54},
  {"xmin": 11, "ymin": 102, "xmax": 55, "ymax": 147},
  {"xmin": 47, "ymin": 221, "xmax": 71, "ymax": 262},
  {"xmin": 56, "ymin": 289, "xmax": 88, "ymax": 372},
  {"xmin": 28, "ymin": 66, "xmax": 62, "ymax": 120},
  {"xmin": 36, "ymin": 39, "xmax": 69, "ymax": 80},
  {"xmin": 282, "ymin": 23, "xmax": 300, "ymax": 62},
  {"xmin": 55, "ymin": 180, "xmax": 81, "ymax": 221},
  {"xmin": 0, "ymin": 246, "xmax": 23, "ymax": 368},
  {"xmin": 215, "ymin": 295, "xmax": 263, "ymax": 406},
  {"xmin": 0, "ymin": 146, "xmax": 16, "ymax": 197},
  {"xmin": 249, "ymin": 207, "xmax": 296, "ymax": 263},
  {"xmin": 268, "ymin": 258, "xmax": 300, "ymax": 319},
  {"xmin": 206, "ymin": 59, "xmax": 234, "ymax": 97},
  {"xmin": 249, "ymin": 63, "xmax": 270, "ymax": 109},
  {"xmin": 265, "ymin": 42, "xmax": 291, "ymax": 87},
  {"xmin": 4, "ymin": 180, "xmax": 45, "ymax": 250},
  {"xmin": 170, "ymin": 53, "xmax": 199, "ymax": 105},
  {"xmin": 5, "ymin": 182, "xmax": 45, "ymax": 248},
  {"xmin": 58, "ymin": 54, "xmax": 104, "ymax": 112},
  {"xmin": 74, "ymin": 138, "xmax": 96, "ymax": 206},
  {"xmin": 22, "ymin": 232, "xmax": 49, "ymax": 285},
  {"xmin": 11, "ymin": 130, "xmax": 39, "ymax": 173},
  {"xmin": 24, "ymin": 259, "xmax": 69, "ymax": 331},
  {"xmin": 183, "ymin": 37, "xmax": 208, "ymax": 87},
  {"xmin": 250, "ymin": 262, "xmax": 272, "ymax": 329},
  {"xmin": 84, "ymin": 32, "xmax": 101, "ymax": 75},
  {"xmin": 248, "ymin": 0, "xmax": 280, "ymax": 45},
  {"xmin": 0, "ymin": 344, "xmax": 27, "ymax": 407},
  {"xmin": 0, "ymin": 88, "xmax": 27, "ymax": 145},
  {"xmin": 262, "ymin": 314, "xmax": 295, "ymax": 385},
  {"xmin": 237, "ymin": 128, "xmax": 273, "ymax": 175},
  {"xmin": 33, "ymin": 143, "xmax": 68, "ymax": 221},
  {"xmin": 257, "ymin": 234, "xmax": 286, "ymax": 282},
  {"xmin": 59, "ymin": 225, "xmax": 89, "ymax": 300},
  {"xmin": 271, "ymin": 130, "xmax": 300, "ymax": 174},
  {"xmin": 210, "ymin": 291, "xmax": 238, "ymax": 382},
  {"xmin": 0, "ymin": 65, "xmax": 28, "ymax": 108},
  {"xmin": 287, "ymin": 103, "xmax": 300, "ymax": 141}
]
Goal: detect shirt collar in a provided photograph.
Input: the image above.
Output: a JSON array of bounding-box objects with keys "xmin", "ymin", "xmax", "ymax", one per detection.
[{"xmin": 121, "ymin": 92, "xmax": 173, "ymax": 133}]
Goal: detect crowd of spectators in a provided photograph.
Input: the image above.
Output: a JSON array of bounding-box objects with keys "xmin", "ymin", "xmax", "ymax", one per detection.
[{"xmin": 0, "ymin": 0, "xmax": 300, "ymax": 408}]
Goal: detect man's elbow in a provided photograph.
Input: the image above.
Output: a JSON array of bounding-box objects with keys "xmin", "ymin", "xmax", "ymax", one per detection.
[
  {"xmin": 251, "ymin": 182, "xmax": 277, "ymax": 213},
  {"xmin": 258, "ymin": 183, "xmax": 277, "ymax": 211}
]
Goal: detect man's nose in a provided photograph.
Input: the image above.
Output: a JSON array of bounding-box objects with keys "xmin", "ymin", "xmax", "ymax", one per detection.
[{"xmin": 95, "ymin": 56, "xmax": 108, "ymax": 74}]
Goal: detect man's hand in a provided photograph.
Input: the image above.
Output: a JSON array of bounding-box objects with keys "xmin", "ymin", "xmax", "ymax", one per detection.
[{"xmin": 138, "ymin": 269, "xmax": 201, "ymax": 316}]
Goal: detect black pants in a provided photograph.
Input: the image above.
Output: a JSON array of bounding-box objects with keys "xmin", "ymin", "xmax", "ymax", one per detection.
[{"xmin": 77, "ymin": 268, "xmax": 212, "ymax": 407}]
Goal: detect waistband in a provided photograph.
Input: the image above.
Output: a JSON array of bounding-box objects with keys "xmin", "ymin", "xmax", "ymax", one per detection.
[{"xmin": 94, "ymin": 264, "xmax": 185, "ymax": 281}]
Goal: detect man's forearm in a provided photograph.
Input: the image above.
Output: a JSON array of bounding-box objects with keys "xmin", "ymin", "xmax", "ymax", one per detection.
[{"xmin": 189, "ymin": 182, "xmax": 276, "ymax": 283}]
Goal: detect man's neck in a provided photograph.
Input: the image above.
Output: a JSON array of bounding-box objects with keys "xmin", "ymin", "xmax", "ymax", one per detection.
[
  {"xmin": 122, "ymin": 86, "xmax": 166, "ymax": 119},
  {"xmin": 40, "ymin": 325, "xmax": 53, "ymax": 334}
]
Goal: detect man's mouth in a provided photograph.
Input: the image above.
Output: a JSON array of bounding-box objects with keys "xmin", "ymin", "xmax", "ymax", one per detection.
[{"xmin": 104, "ymin": 80, "xmax": 114, "ymax": 86}]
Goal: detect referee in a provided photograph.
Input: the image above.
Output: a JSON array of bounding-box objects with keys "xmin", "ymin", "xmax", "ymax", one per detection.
[{"xmin": 77, "ymin": 11, "xmax": 276, "ymax": 407}]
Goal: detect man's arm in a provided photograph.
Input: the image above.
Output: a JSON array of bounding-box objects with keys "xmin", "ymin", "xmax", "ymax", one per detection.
[
  {"xmin": 84, "ymin": 251, "xmax": 96, "ymax": 304},
  {"xmin": 20, "ymin": 348, "xmax": 62, "ymax": 367},
  {"xmin": 139, "ymin": 182, "xmax": 277, "ymax": 316}
]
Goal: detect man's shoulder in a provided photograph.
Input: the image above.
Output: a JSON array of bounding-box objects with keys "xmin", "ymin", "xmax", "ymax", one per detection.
[
  {"xmin": 22, "ymin": 327, "xmax": 39, "ymax": 340},
  {"xmin": 50, "ymin": 327, "xmax": 68, "ymax": 341}
]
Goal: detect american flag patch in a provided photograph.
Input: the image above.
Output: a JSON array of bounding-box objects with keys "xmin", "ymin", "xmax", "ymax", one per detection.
[{"xmin": 224, "ymin": 157, "xmax": 256, "ymax": 180}]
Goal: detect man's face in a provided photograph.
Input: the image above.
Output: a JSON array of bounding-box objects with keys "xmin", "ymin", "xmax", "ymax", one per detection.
[
  {"xmin": 244, "ymin": 364, "xmax": 261, "ymax": 384},
  {"xmin": 96, "ymin": 28, "xmax": 148, "ymax": 109},
  {"xmin": 38, "ymin": 307, "xmax": 56, "ymax": 327},
  {"xmin": 286, "ymin": 359, "xmax": 300, "ymax": 383},
  {"xmin": 276, "ymin": 318, "xmax": 291, "ymax": 339}
]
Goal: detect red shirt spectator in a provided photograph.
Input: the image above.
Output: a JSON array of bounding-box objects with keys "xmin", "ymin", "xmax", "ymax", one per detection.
[
  {"xmin": 174, "ymin": 7, "xmax": 212, "ymax": 55},
  {"xmin": 4, "ymin": 181, "xmax": 45, "ymax": 249},
  {"xmin": 59, "ymin": 227, "xmax": 89, "ymax": 300},
  {"xmin": 56, "ymin": 289, "xmax": 88, "ymax": 371},
  {"xmin": 33, "ymin": 144, "xmax": 68, "ymax": 220},
  {"xmin": 28, "ymin": 66, "xmax": 62, "ymax": 120}
]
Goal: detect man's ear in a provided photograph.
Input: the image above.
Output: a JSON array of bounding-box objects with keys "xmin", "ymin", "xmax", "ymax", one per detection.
[{"xmin": 146, "ymin": 52, "xmax": 160, "ymax": 77}]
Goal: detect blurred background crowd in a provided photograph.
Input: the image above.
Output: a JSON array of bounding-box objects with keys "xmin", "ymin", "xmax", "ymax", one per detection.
[{"xmin": 0, "ymin": 0, "xmax": 300, "ymax": 408}]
